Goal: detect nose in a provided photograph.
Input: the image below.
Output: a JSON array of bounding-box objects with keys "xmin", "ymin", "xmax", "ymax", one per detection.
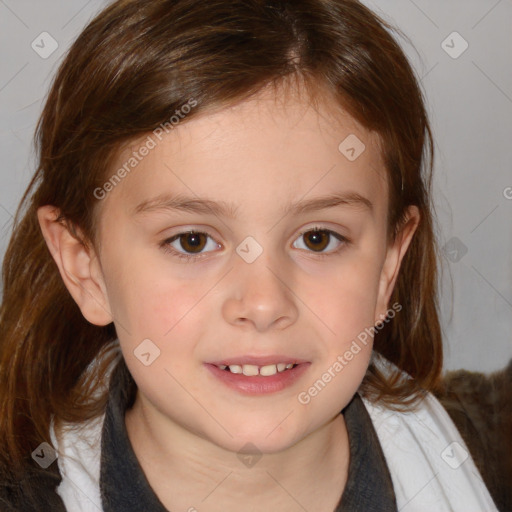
[{"xmin": 222, "ymin": 252, "xmax": 299, "ymax": 332}]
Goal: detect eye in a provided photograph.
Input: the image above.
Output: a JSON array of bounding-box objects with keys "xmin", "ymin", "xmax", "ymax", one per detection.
[
  {"xmin": 292, "ymin": 227, "xmax": 348, "ymax": 255},
  {"xmin": 160, "ymin": 231, "xmax": 221, "ymax": 261}
]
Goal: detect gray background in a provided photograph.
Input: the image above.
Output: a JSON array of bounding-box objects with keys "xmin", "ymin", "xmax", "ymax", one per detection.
[{"xmin": 1, "ymin": 0, "xmax": 511, "ymax": 373}]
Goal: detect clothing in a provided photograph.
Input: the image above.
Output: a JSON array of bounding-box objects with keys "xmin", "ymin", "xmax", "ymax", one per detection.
[
  {"xmin": 362, "ymin": 393, "xmax": 498, "ymax": 511},
  {"xmin": 0, "ymin": 352, "xmax": 500, "ymax": 511}
]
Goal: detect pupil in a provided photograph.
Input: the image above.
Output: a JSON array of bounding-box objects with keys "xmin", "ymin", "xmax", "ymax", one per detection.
[{"xmin": 187, "ymin": 233, "xmax": 200, "ymax": 246}]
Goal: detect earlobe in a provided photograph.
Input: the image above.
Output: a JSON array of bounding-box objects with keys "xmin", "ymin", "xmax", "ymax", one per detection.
[
  {"xmin": 37, "ymin": 205, "xmax": 113, "ymax": 326},
  {"xmin": 375, "ymin": 206, "xmax": 420, "ymax": 323}
]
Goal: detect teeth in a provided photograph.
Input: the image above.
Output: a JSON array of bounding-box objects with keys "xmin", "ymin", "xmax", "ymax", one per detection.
[
  {"xmin": 242, "ymin": 364, "xmax": 259, "ymax": 376},
  {"xmin": 229, "ymin": 364, "xmax": 243, "ymax": 374},
  {"xmin": 260, "ymin": 364, "xmax": 277, "ymax": 376},
  {"xmin": 219, "ymin": 363, "xmax": 297, "ymax": 376}
]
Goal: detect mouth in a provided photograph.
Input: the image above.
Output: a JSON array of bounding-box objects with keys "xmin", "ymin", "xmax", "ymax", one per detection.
[{"xmin": 204, "ymin": 356, "xmax": 311, "ymax": 395}]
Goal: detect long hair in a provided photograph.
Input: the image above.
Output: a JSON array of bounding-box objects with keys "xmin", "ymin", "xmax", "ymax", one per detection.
[{"xmin": 0, "ymin": 0, "xmax": 442, "ymax": 474}]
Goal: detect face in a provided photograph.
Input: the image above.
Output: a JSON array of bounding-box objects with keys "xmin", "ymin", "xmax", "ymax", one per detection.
[{"xmin": 77, "ymin": 85, "xmax": 416, "ymax": 455}]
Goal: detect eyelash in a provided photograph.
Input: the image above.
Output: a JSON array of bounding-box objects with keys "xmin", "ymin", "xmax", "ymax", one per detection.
[{"xmin": 160, "ymin": 226, "xmax": 350, "ymax": 263}]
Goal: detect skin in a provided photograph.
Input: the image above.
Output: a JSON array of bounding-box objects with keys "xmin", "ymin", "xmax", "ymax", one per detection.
[{"xmin": 38, "ymin": 83, "xmax": 419, "ymax": 511}]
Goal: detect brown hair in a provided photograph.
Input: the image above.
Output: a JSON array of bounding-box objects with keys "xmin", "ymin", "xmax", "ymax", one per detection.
[{"xmin": 0, "ymin": 0, "xmax": 442, "ymax": 474}]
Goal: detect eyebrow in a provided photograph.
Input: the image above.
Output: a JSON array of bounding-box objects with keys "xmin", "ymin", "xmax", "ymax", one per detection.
[{"xmin": 132, "ymin": 191, "xmax": 373, "ymax": 218}]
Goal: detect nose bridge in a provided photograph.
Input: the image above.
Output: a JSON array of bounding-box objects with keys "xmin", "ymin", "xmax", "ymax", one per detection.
[{"xmin": 222, "ymin": 238, "xmax": 298, "ymax": 331}]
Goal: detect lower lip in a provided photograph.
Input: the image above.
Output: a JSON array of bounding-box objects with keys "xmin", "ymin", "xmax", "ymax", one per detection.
[{"xmin": 205, "ymin": 363, "xmax": 311, "ymax": 395}]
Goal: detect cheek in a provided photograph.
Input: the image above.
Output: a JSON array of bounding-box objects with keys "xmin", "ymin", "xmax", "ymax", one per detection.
[
  {"xmin": 109, "ymin": 271, "xmax": 213, "ymax": 397},
  {"xmin": 304, "ymin": 255, "xmax": 382, "ymax": 343},
  {"xmin": 102, "ymin": 248, "xmax": 215, "ymax": 353}
]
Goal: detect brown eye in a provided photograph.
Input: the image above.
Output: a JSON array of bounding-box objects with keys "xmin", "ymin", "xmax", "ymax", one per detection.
[
  {"xmin": 303, "ymin": 229, "xmax": 330, "ymax": 252},
  {"xmin": 292, "ymin": 227, "xmax": 347, "ymax": 255},
  {"xmin": 161, "ymin": 230, "xmax": 221, "ymax": 261},
  {"xmin": 177, "ymin": 231, "xmax": 208, "ymax": 253}
]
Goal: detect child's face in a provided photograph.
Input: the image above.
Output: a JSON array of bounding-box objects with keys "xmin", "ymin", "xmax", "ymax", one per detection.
[{"xmin": 89, "ymin": 85, "xmax": 418, "ymax": 454}]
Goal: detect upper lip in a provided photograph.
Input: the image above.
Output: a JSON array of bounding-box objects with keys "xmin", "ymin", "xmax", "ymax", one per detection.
[{"xmin": 207, "ymin": 355, "xmax": 310, "ymax": 366}]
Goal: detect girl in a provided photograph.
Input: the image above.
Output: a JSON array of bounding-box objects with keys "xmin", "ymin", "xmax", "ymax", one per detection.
[{"xmin": 0, "ymin": 0, "xmax": 499, "ymax": 510}]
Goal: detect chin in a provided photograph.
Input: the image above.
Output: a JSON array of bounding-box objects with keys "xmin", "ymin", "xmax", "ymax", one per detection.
[{"xmin": 215, "ymin": 422, "xmax": 305, "ymax": 457}]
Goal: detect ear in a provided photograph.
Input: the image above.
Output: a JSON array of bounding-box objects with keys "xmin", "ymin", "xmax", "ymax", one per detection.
[
  {"xmin": 37, "ymin": 205, "xmax": 113, "ymax": 326},
  {"xmin": 374, "ymin": 205, "xmax": 420, "ymax": 324}
]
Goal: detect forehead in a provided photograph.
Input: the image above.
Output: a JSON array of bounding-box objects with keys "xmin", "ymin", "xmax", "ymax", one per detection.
[{"xmin": 100, "ymin": 85, "xmax": 388, "ymax": 223}]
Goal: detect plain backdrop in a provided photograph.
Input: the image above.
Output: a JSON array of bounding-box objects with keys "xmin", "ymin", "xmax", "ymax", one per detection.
[{"xmin": 0, "ymin": 0, "xmax": 511, "ymax": 373}]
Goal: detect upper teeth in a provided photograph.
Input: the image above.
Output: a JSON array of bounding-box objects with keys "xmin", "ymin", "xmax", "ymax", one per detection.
[{"xmin": 218, "ymin": 363, "xmax": 295, "ymax": 376}]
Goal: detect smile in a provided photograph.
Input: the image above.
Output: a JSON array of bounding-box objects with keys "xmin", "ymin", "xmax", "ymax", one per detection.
[{"xmin": 205, "ymin": 362, "xmax": 311, "ymax": 395}]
